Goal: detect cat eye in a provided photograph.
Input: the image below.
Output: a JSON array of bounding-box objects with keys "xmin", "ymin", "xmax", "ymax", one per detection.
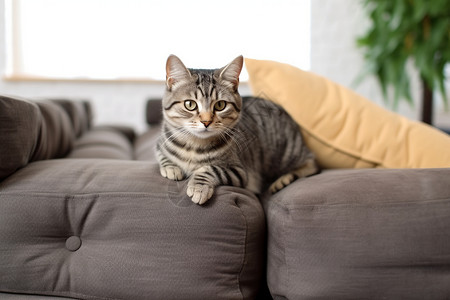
[
  {"xmin": 214, "ymin": 100, "xmax": 227, "ymax": 111},
  {"xmin": 184, "ymin": 100, "xmax": 198, "ymax": 111}
]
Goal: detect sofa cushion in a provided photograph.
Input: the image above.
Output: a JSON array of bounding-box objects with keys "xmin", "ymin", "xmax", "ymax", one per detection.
[
  {"xmin": 0, "ymin": 96, "xmax": 41, "ymax": 180},
  {"xmin": 264, "ymin": 168, "xmax": 450, "ymax": 299},
  {"xmin": 50, "ymin": 99, "xmax": 92, "ymax": 137},
  {"xmin": 0, "ymin": 293, "xmax": 76, "ymax": 299},
  {"xmin": 0, "ymin": 96, "xmax": 96, "ymax": 180},
  {"xmin": 68, "ymin": 126, "xmax": 135, "ymax": 160},
  {"xmin": 32, "ymin": 101, "xmax": 74, "ymax": 161},
  {"xmin": 245, "ymin": 58, "xmax": 450, "ymax": 168},
  {"xmin": 0, "ymin": 159, "xmax": 265, "ymax": 300},
  {"xmin": 134, "ymin": 126, "xmax": 161, "ymax": 163},
  {"xmin": 146, "ymin": 98, "xmax": 164, "ymax": 125},
  {"xmin": 0, "ymin": 96, "xmax": 75, "ymax": 177}
]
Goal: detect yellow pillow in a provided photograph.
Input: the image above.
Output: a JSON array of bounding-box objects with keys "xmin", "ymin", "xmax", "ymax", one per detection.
[{"xmin": 245, "ymin": 58, "xmax": 450, "ymax": 168}]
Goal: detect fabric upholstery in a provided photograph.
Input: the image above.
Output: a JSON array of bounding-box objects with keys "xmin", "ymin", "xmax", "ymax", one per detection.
[
  {"xmin": 0, "ymin": 96, "xmax": 41, "ymax": 180},
  {"xmin": 95, "ymin": 125, "xmax": 136, "ymax": 143},
  {"xmin": 264, "ymin": 168, "xmax": 450, "ymax": 299},
  {"xmin": 0, "ymin": 96, "xmax": 91, "ymax": 180},
  {"xmin": 134, "ymin": 126, "xmax": 161, "ymax": 163},
  {"xmin": 68, "ymin": 127, "xmax": 134, "ymax": 160},
  {"xmin": 0, "ymin": 159, "xmax": 265, "ymax": 300},
  {"xmin": 1, "ymin": 294, "xmax": 77, "ymax": 299},
  {"xmin": 245, "ymin": 58, "xmax": 450, "ymax": 169},
  {"xmin": 3, "ymin": 94, "xmax": 450, "ymax": 300},
  {"xmin": 50, "ymin": 99, "xmax": 92, "ymax": 137},
  {"xmin": 33, "ymin": 101, "xmax": 74, "ymax": 161},
  {"xmin": 146, "ymin": 98, "xmax": 164, "ymax": 125}
]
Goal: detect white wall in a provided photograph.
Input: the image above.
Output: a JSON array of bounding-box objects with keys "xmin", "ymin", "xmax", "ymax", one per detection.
[{"xmin": 1, "ymin": 0, "xmax": 449, "ymax": 131}]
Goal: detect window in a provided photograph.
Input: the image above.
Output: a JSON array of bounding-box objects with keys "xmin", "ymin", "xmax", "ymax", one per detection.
[{"xmin": 5, "ymin": 0, "xmax": 310, "ymax": 81}]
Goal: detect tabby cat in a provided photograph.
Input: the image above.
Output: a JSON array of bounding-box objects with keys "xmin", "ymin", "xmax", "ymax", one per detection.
[{"xmin": 156, "ymin": 55, "xmax": 319, "ymax": 205}]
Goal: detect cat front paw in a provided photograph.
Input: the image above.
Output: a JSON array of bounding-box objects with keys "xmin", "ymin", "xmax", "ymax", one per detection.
[
  {"xmin": 160, "ymin": 165, "xmax": 185, "ymax": 181},
  {"xmin": 187, "ymin": 182, "xmax": 215, "ymax": 205}
]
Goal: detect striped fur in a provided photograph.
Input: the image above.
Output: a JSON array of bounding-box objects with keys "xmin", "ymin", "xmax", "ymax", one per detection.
[{"xmin": 157, "ymin": 55, "xmax": 319, "ymax": 204}]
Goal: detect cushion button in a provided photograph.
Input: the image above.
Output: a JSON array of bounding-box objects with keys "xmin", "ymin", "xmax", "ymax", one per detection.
[{"xmin": 65, "ymin": 236, "xmax": 82, "ymax": 251}]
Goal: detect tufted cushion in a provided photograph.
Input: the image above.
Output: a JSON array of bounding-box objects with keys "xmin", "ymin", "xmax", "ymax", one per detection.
[
  {"xmin": 245, "ymin": 58, "xmax": 450, "ymax": 168},
  {"xmin": 0, "ymin": 159, "xmax": 265, "ymax": 300},
  {"xmin": 264, "ymin": 168, "xmax": 450, "ymax": 299}
]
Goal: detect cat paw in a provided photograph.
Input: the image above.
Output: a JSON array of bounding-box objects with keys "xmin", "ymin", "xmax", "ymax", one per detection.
[
  {"xmin": 160, "ymin": 166, "xmax": 184, "ymax": 181},
  {"xmin": 187, "ymin": 183, "xmax": 215, "ymax": 205},
  {"xmin": 269, "ymin": 173, "xmax": 295, "ymax": 194}
]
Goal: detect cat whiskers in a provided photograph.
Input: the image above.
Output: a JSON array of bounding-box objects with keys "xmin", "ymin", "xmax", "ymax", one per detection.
[{"xmin": 161, "ymin": 127, "xmax": 190, "ymax": 149}]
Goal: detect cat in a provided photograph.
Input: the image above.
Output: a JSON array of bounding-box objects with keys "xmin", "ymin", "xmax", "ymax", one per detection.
[{"xmin": 156, "ymin": 55, "xmax": 319, "ymax": 205}]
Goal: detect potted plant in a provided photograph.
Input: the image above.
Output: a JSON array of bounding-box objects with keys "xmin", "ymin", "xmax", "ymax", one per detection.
[{"xmin": 357, "ymin": 0, "xmax": 449, "ymax": 125}]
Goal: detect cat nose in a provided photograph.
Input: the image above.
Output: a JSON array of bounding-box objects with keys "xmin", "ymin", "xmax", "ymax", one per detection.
[{"xmin": 200, "ymin": 120, "xmax": 212, "ymax": 128}]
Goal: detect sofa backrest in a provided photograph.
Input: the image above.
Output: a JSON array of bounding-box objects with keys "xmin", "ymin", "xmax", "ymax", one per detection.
[
  {"xmin": 0, "ymin": 95, "xmax": 91, "ymax": 180},
  {"xmin": 49, "ymin": 98, "xmax": 92, "ymax": 138},
  {"xmin": 146, "ymin": 98, "xmax": 163, "ymax": 125}
]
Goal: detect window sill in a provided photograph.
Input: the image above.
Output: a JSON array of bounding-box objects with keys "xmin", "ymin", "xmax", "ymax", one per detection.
[
  {"xmin": 3, "ymin": 74, "xmax": 165, "ymax": 84},
  {"xmin": 2, "ymin": 74, "xmax": 251, "ymax": 86}
]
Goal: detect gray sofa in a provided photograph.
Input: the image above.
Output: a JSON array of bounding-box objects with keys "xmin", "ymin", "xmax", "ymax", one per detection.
[{"xmin": 1, "ymin": 95, "xmax": 450, "ymax": 300}]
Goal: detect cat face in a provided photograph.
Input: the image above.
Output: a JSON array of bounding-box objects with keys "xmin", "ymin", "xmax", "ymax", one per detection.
[{"xmin": 162, "ymin": 55, "xmax": 243, "ymax": 139}]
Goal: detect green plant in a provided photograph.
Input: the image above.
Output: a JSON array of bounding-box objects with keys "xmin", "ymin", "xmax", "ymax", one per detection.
[{"xmin": 357, "ymin": 0, "xmax": 450, "ymax": 125}]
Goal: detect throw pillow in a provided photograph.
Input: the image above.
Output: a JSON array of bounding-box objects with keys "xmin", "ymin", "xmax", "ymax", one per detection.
[{"xmin": 245, "ymin": 58, "xmax": 450, "ymax": 168}]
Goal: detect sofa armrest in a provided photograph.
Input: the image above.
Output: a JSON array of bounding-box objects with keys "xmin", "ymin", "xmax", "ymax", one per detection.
[{"xmin": 264, "ymin": 168, "xmax": 450, "ymax": 299}]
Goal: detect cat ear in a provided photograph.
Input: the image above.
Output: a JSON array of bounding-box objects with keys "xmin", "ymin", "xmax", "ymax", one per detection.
[
  {"xmin": 216, "ymin": 55, "xmax": 243, "ymax": 91},
  {"xmin": 166, "ymin": 55, "xmax": 191, "ymax": 90}
]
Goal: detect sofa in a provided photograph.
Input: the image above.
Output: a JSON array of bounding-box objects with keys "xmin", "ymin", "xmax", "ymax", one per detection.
[
  {"xmin": 0, "ymin": 95, "xmax": 267, "ymax": 300},
  {"xmin": 2, "ymin": 56, "xmax": 450, "ymax": 299},
  {"xmin": 1, "ymin": 93, "xmax": 450, "ymax": 300}
]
